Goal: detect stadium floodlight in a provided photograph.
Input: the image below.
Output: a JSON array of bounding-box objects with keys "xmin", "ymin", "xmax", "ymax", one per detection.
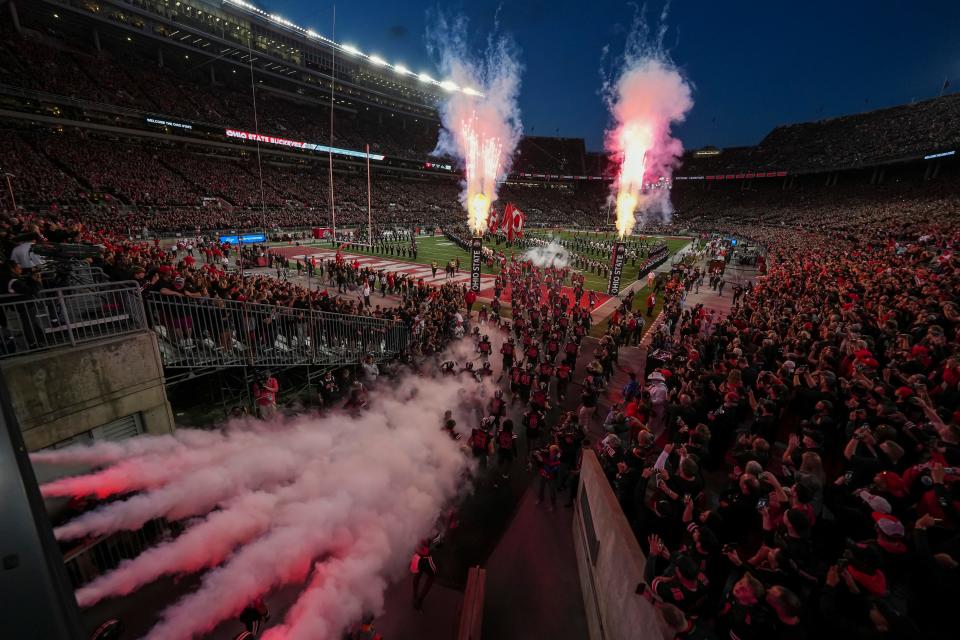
[
  {"xmin": 440, "ymin": 80, "xmax": 459, "ymax": 92},
  {"xmin": 418, "ymin": 73, "xmax": 434, "ymax": 83},
  {"xmin": 369, "ymin": 55, "xmax": 387, "ymax": 66},
  {"xmin": 342, "ymin": 44, "xmax": 361, "ymax": 55},
  {"xmin": 462, "ymin": 87, "xmax": 480, "ymax": 96},
  {"xmin": 394, "ymin": 64, "xmax": 411, "ymax": 75}
]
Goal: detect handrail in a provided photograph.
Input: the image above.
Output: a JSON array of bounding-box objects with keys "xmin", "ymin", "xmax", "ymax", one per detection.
[
  {"xmin": 144, "ymin": 293, "xmax": 410, "ymax": 368},
  {"xmin": 0, "ymin": 281, "xmax": 146, "ymax": 358},
  {"xmin": 0, "ymin": 277, "xmax": 409, "ymax": 367},
  {"xmin": 37, "ymin": 260, "xmax": 110, "ymax": 288}
]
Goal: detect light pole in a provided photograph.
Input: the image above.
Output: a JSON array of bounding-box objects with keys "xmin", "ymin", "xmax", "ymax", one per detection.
[
  {"xmin": 4, "ymin": 172, "xmax": 16, "ymax": 211},
  {"xmin": 366, "ymin": 144, "xmax": 373, "ymax": 249}
]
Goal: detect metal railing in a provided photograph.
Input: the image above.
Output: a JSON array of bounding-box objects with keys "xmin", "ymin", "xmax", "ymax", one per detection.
[
  {"xmin": 0, "ymin": 281, "xmax": 146, "ymax": 358},
  {"xmin": 62, "ymin": 519, "xmax": 172, "ymax": 589},
  {"xmin": 38, "ymin": 259, "xmax": 110, "ymax": 288},
  {"xmin": 0, "ymin": 278, "xmax": 409, "ymax": 368},
  {"xmin": 145, "ymin": 294, "xmax": 410, "ymax": 369}
]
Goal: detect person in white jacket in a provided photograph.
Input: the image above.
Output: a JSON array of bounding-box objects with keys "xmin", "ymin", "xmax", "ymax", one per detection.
[
  {"xmin": 361, "ymin": 354, "xmax": 380, "ymax": 385},
  {"xmin": 647, "ymin": 371, "xmax": 669, "ymax": 436}
]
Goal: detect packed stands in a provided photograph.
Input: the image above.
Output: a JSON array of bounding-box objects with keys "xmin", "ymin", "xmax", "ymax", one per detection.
[
  {"xmin": 1, "ymin": 22, "xmax": 958, "ymax": 638},
  {"xmin": 592, "ymin": 181, "xmax": 960, "ymax": 639},
  {"xmin": 0, "ymin": 21, "xmax": 441, "ymax": 160},
  {"xmin": 0, "ymin": 127, "xmax": 618, "ymax": 232},
  {"xmin": 680, "ymin": 94, "xmax": 960, "ymax": 175},
  {"xmin": 514, "ymin": 137, "xmax": 588, "ymax": 174}
]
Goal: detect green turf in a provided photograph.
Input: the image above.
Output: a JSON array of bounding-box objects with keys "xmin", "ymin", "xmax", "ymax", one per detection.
[
  {"xmin": 280, "ymin": 231, "xmax": 689, "ymax": 335},
  {"xmin": 588, "ymin": 284, "xmax": 667, "ymax": 338}
]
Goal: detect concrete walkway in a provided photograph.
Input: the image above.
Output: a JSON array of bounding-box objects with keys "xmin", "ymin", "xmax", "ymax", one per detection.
[
  {"xmin": 678, "ymin": 261, "xmax": 758, "ymax": 321},
  {"xmin": 481, "ymin": 488, "xmax": 588, "ymax": 640}
]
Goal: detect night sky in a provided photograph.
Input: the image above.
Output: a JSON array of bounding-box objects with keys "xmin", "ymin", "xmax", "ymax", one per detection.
[{"xmin": 268, "ymin": 0, "xmax": 959, "ymax": 151}]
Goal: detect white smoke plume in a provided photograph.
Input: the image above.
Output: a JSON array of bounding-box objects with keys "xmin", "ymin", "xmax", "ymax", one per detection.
[
  {"xmin": 40, "ymin": 374, "xmax": 486, "ymax": 639},
  {"xmin": 604, "ymin": 2, "xmax": 693, "ymax": 233},
  {"xmin": 74, "ymin": 491, "xmax": 278, "ymax": 607},
  {"xmin": 523, "ymin": 240, "xmax": 571, "ymax": 268},
  {"xmin": 39, "ymin": 429, "xmax": 267, "ymax": 500},
  {"xmin": 30, "ymin": 429, "xmax": 221, "ymax": 467},
  {"xmin": 428, "ymin": 13, "xmax": 523, "ymax": 232}
]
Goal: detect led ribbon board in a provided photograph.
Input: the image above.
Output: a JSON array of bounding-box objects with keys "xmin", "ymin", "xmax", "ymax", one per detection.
[
  {"xmin": 225, "ymin": 129, "xmax": 385, "ymax": 160},
  {"xmin": 219, "ymin": 233, "xmax": 266, "ymax": 245}
]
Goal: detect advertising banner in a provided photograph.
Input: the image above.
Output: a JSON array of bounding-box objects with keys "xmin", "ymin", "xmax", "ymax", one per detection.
[{"xmin": 219, "ymin": 233, "xmax": 266, "ymax": 245}]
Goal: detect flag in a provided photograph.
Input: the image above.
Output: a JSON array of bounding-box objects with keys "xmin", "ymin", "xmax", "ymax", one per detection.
[
  {"xmin": 504, "ymin": 203, "xmax": 516, "ymax": 241},
  {"xmin": 488, "ymin": 208, "xmax": 498, "ymax": 233},
  {"xmin": 505, "ymin": 203, "xmax": 525, "ymax": 241},
  {"xmin": 512, "ymin": 204, "xmax": 525, "ymax": 239}
]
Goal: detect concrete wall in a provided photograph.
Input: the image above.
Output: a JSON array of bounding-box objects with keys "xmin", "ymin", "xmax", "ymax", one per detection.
[
  {"xmin": 573, "ymin": 451, "xmax": 667, "ymax": 640},
  {"xmin": 1, "ymin": 332, "xmax": 175, "ymax": 451}
]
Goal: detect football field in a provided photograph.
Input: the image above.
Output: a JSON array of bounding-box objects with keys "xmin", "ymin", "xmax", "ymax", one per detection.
[{"xmin": 294, "ymin": 231, "xmax": 690, "ymax": 293}]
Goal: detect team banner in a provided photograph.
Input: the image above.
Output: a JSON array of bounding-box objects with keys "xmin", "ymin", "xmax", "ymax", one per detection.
[
  {"xmin": 607, "ymin": 242, "xmax": 627, "ymax": 296},
  {"xmin": 470, "ymin": 237, "xmax": 483, "ymax": 292}
]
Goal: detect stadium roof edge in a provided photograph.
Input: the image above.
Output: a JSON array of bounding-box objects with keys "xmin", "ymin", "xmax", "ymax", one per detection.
[
  {"xmin": 759, "ymin": 93, "xmax": 960, "ymax": 141},
  {"xmin": 27, "ymin": 0, "xmax": 442, "ymax": 122},
  {"xmin": 218, "ymin": 0, "xmax": 484, "ymax": 98}
]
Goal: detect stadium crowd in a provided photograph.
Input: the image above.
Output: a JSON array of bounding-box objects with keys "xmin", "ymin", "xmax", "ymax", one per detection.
[
  {"xmin": 0, "ymin": 27, "xmax": 440, "ymax": 160},
  {"xmin": 1, "ymin": 129, "xmax": 616, "ymax": 232},
  {"xmin": 4, "ymin": 8, "xmax": 960, "ymax": 640},
  {"xmin": 588, "ymin": 209, "xmax": 960, "ymax": 640},
  {"xmin": 678, "ymin": 94, "xmax": 960, "ymax": 176},
  {"xmin": 3, "ymin": 163, "xmax": 960, "ymax": 640}
]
